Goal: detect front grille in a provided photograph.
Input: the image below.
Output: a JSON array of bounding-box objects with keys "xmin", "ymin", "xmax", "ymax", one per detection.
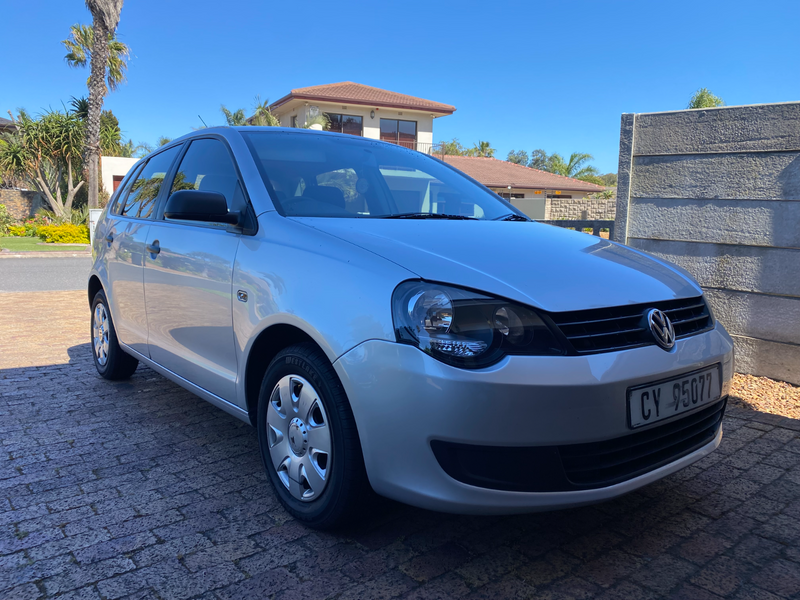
[
  {"xmin": 548, "ymin": 296, "xmax": 712, "ymax": 355},
  {"xmin": 431, "ymin": 398, "xmax": 726, "ymax": 493},
  {"xmin": 560, "ymin": 398, "xmax": 726, "ymax": 488}
]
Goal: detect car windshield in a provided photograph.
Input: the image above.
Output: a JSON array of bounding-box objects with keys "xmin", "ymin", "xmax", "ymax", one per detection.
[{"xmin": 242, "ymin": 131, "xmax": 517, "ymax": 220}]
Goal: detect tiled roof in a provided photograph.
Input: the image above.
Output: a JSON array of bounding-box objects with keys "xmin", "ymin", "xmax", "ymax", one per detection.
[
  {"xmin": 439, "ymin": 156, "xmax": 605, "ymax": 192},
  {"xmin": 270, "ymin": 82, "xmax": 456, "ymax": 115}
]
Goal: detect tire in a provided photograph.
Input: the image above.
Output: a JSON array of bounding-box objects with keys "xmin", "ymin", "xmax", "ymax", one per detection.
[
  {"xmin": 90, "ymin": 289, "xmax": 138, "ymax": 380},
  {"xmin": 257, "ymin": 342, "xmax": 371, "ymax": 529}
]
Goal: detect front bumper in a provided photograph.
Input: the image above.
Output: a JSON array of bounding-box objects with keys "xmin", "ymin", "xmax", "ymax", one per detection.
[{"xmin": 333, "ymin": 322, "xmax": 734, "ymax": 514}]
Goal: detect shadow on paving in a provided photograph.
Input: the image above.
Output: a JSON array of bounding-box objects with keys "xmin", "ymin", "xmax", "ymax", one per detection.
[{"xmin": 1, "ymin": 343, "xmax": 800, "ymax": 599}]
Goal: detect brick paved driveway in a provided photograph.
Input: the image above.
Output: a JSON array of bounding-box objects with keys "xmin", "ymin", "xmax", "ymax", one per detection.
[{"xmin": 2, "ymin": 291, "xmax": 800, "ymax": 600}]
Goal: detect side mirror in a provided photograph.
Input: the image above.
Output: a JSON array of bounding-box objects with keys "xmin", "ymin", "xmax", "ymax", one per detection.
[{"xmin": 164, "ymin": 190, "xmax": 241, "ymax": 225}]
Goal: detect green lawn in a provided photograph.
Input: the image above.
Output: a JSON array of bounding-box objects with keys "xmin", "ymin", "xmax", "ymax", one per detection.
[{"xmin": 0, "ymin": 237, "xmax": 90, "ymax": 252}]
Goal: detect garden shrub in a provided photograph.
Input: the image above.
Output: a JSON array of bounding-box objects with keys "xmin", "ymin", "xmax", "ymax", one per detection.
[
  {"xmin": 37, "ymin": 224, "xmax": 90, "ymax": 244},
  {"xmin": 24, "ymin": 214, "xmax": 54, "ymax": 236},
  {"xmin": 7, "ymin": 225, "xmax": 26, "ymax": 236},
  {"xmin": 0, "ymin": 204, "xmax": 13, "ymax": 234}
]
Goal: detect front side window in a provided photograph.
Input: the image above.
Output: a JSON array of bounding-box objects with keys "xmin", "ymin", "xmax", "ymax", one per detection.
[
  {"xmin": 121, "ymin": 146, "xmax": 181, "ymax": 219},
  {"xmin": 167, "ymin": 138, "xmax": 247, "ymax": 219},
  {"xmin": 243, "ymin": 132, "xmax": 515, "ymax": 220},
  {"xmin": 111, "ymin": 162, "xmax": 143, "ymax": 215}
]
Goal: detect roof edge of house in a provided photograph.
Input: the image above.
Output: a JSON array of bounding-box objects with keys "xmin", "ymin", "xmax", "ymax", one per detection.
[
  {"xmin": 441, "ymin": 156, "xmax": 606, "ymax": 191},
  {"xmin": 271, "ymin": 94, "xmax": 455, "ymax": 115}
]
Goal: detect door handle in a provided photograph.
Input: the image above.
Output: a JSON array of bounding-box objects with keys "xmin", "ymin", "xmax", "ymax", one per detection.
[
  {"xmin": 105, "ymin": 233, "xmax": 114, "ymax": 244},
  {"xmin": 146, "ymin": 241, "xmax": 161, "ymax": 255}
]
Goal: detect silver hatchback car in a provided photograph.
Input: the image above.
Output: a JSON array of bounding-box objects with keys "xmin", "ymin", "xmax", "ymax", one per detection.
[{"xmin": 89, "ymin": 127, "xmax": 734, "ymax": 528}]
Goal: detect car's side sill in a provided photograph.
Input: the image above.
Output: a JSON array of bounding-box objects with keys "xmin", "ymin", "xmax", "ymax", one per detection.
[{"xmin": 120, "ymin": 343, "xmax": 252, "ymax": 425}]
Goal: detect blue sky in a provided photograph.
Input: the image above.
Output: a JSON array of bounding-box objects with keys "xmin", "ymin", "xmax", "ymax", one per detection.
[{"xmin": 4, "ymin": 0, "xmax": 799, "ymax": 173}]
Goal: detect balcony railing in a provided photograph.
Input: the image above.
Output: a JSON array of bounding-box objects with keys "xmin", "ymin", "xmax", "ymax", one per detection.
[{"xmin": 381, "ymin": 139, "xmax": 436, "ymax": 154}]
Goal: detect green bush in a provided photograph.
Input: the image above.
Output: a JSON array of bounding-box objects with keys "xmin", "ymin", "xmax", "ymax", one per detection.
[
  {"xmin": 7, "ymin": 225, "xmax": 26, "ymax": 236},
  {"xmin": 37, "ymin": 224, "xmax": 90, "ymax": 244},
  {"xmin": 0, "ymin": 204, "xmax": 13, "ymax": 235},
  {"xmin": 22, "ymin": 214, "xmax": 53, "ymax": 236}
]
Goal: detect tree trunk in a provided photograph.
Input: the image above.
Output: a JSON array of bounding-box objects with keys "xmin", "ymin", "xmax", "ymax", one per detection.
[
  {"xmin": 86, "ymin": 19, "xmax": 110, "ymax": 209},
  {"xmin": 34, "ymin": 171, "xmax": 63, "ymax": 217}
]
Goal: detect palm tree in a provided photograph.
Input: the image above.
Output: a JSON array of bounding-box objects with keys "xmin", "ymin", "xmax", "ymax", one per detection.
[
  {"xmin": 69, "ymin": 96, "xmax": 90, "ymax": 120},
  {"xmin": 62, "ymin": 24, "xmax": 130, "ymax": 92},
  {"xmin": 471, "ymin": 141, "xmax": 495, "ymax": 158},
  {"xmin": 251, "ymin": 97, "xmax": 280, "ymax": 127},
  {"xmin": 79, "ymin": 0, "xmax": 125, "ymax": 209},
  {"xmin": 221, "ymin": 106, "xmax": 248, "ymax": 126},
  {"xmin": 547, "ymin": 152, "xmax": 599, "ymax": 180}
]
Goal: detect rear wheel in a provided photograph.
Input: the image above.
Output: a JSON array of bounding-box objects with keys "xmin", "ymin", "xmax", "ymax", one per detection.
[
  {"xmin": 91, "ymin": 290, "xmax": 138, "ymax": 380},
  {"xmin": 257, "ymin": 342, "xmax": 371, "ymax": 529}
]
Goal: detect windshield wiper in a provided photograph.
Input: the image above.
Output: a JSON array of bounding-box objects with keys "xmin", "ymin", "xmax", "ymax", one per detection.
[
  {"xmin": 495, "ymin": 213, "xmax": 530, "ymax": 222},
  {"xmin": 383, "ymin": 212, "xmax": 478, "ymax": 220}
]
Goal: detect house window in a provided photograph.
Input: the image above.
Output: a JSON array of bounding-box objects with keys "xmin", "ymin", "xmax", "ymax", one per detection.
[
  {"xmin": 380, "ymin": 119, "xmax": 417, "ymax": 149},
  {"xmin": 500, "ymin": 192, "xmax": 525, "ymax": 200},
  {"xmin": 325, "ymin": 114, "xmax": 363, "ymax": 136},
  {"xmin": 291, "ymin": 116, "xmax": 297, "ymax": 128},
  {"xmin": 547, "ymin": 194, "xmax": 572, "ymax": 199}
]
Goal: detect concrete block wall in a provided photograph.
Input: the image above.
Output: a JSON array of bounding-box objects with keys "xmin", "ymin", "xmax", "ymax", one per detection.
[
  {"xmin": 545, "ymin": 196, "xmax": 616, "ymax": 221},
  {"xmin": 614, "ymin": 102, "xmax": 800, "ymax": 385},
  {"xmin": 0, "ymin": 190, "xmax": 44, "ymax": 220}
]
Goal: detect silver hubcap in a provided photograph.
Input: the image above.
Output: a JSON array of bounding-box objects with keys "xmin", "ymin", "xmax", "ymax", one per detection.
[
  {"xmin": 266, "ymin": 375, "xmax": 332, "ymax": 501},
  {"xmin": 92, "ymin": 303, "xmax": 110, "ymax": 366}
]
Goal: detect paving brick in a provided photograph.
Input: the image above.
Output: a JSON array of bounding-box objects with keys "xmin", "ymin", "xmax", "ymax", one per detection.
[
  {"xmin": 675, "ymin": 532, "xmax": 733, "ymax": 565},
  {"xmin": 42, "ymin": 556, "xmax": 135, "ymax": 596},
  {"xmin": 4, "ymin": 289, "xmax": 800, "ymax": 600},
  {"xmin": 594, "ymin": 581, "xmax": 661, "ymax": 600},
  {"xmin": 400, "ymin": 542, "xmax": 471, "ymax": 582},
  {"xmin": 629, "ymin": 554, "xmax": 698, "ymax": 594},
  {"xmin": 573, "ymin": 549, "xmax": 645, "ymax": 589},
  {"xmin": 214, "ymin": 567, "xmax": 299, "ymax": 600},
  {"xmin": 454, "ymin": 546, "xmax": 527, "ymax": 588},
  {"xmin": 749, "ymin": 558, "xmax": 800, "ymax": 598},
  {"xmin": 690, "ymin": 555, "xmax": 755, "ymax": 596}
]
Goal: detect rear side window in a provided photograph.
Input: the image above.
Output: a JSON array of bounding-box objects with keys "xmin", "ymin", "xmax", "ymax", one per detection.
[
  {"xmin": 121, "ymin": 145, "xmax": 181, "ymax": 219},
  {"xmin": 169, "ymin": 138, "xmax": 246, "ymax": 214}
]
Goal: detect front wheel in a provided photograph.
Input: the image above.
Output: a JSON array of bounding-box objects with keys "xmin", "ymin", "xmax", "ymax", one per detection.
[
  {"xmin": 257, "ymin": 343, "xmax": 371, "ymax": 529},
  {"xmin": 91, "ymin": 290, "xmax": 138, "ymax": 380}
]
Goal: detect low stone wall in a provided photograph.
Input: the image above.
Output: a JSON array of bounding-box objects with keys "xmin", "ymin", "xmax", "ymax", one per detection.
[
  {"xmin": 545, "ymin": 196, "xmax": 616, "ymax": 220},
  {"xmin": 0, "ymin": 190, "xmax": 45, "ymax": 220}
]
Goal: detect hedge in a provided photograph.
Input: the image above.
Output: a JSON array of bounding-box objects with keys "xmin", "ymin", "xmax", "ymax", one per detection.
[{"xmin": 37, "ymin": 224, "xmax": 90, "ymax": 244}]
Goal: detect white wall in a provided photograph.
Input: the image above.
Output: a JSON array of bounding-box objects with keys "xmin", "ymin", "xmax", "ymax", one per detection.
[
  {"xmin": 100, "ymin": 156, "xmax": 138, "ymax": 196},
  {"xmin": 489, "ymin": 188, "xmax": 546, "ymax": 219}
]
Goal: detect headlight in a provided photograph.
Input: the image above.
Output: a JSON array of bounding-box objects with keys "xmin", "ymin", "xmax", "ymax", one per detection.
[{"xmin": 392, "ymin": 281, "xmax": 565, "ymax": 368}]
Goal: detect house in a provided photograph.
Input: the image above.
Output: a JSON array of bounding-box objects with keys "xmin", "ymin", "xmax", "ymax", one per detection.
[
  {"xmin": 269, "ymin": 82, "xmax": 455, "ymax": 153},
  {"xmin": 267, "ymin": 82, "xmax": 606, "ymax": 220},
  {"xmin": 100, "ymin": 156, "xmax": 139, "ymax": 197},
  {"xmin": 0, "ymin": 116, "xmax": 15, "ymax": 135},
  {"xmin": 437, "ymin": 156, "xmax": 606, "ymax": 220}
]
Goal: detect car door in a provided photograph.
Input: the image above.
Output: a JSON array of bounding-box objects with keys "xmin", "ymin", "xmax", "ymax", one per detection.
[
  {"xmin": 104, "ymin": 146, "xmax": 182, "ymax": 355},
  {"xmin": 143, "ymin": 137, "xmax": 246, "ymax": 401}
]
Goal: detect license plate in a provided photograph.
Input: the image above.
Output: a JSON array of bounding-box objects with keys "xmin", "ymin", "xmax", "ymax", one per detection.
[{"xmin": 628, "ymin": 364, "xmax": 721, "ymax": 429}]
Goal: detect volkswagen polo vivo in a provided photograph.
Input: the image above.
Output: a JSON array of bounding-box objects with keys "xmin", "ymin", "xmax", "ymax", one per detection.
[{"xmin": 88, "ymin": 127, "xmax": 734, "ymax": 528}]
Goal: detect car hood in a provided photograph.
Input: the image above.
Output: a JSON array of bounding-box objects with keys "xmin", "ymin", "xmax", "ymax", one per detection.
[{"xmin": 293, "ymin": 218, "xmax": 701, "ymax": 313}]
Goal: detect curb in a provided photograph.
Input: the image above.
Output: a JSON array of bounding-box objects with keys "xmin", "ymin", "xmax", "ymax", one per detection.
[{"xmin": 0, "ymin": 251, "xmax": 92, "ymax": 258}]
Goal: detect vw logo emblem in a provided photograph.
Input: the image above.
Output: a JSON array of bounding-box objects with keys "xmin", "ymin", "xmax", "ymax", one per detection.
[{"xmin": 647, "ymin": 308, "xmax": 675, "ymax": 350}]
